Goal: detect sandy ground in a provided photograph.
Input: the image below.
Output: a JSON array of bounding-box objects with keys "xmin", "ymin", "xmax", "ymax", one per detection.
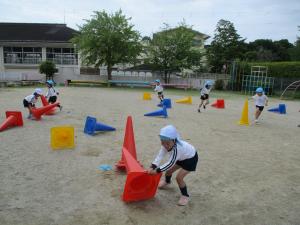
[{"xmin": 0, "ymin": 86, "xmax": 300, "ymax": 225}]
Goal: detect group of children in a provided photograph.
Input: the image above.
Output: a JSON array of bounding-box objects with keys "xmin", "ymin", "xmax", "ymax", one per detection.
[
  {"xmin": 23, "ymin": 80, "xmax": 62, "ymax": 119},
  {"xmin": 21, "ymin": 78, "xmax": 271, "ymax": 207},
  {"xmin": 150, "ymin": 80, "xmax": 270, "ymax": 206}
]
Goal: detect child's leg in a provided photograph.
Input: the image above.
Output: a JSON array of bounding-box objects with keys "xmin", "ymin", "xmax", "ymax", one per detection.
[
  {"xmin": 158, "ymin": 165, "xmax": 180, "ymax": 188},
  {"xmin": 255, "ymin": 108, "xmax": 262, "ymax": 120},
  {"xmin": 198, "ymin": 99, "xmax": 204, "ymax": 112},
  {"xmin": 176, "ymin": 169, "xmax": 190, "ymax": 196}
]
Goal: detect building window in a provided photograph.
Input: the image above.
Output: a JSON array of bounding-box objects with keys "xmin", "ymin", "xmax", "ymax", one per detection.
[
  {"xmin": 46, "ymin": 48, "xmax": 78, "ymax": 65},
  {"xmin": 3, "ymin": 47, "xmax": 42, "ymax": 64}
]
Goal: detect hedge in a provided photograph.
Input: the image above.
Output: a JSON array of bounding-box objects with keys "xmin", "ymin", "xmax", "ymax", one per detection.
[{"xmin": 236, "ymin": 61, "xmax": 300, "ymax": 78}]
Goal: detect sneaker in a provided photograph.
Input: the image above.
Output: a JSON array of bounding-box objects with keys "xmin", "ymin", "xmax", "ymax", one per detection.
[
  {"xmin": 197, "ymin": 109, "xmax": 201, "ymax": 113},
  {"xmin": 59, "ymin": 106, "xmax": 63, "ymax": 111},
  {"xmin": 255, "ymin": 119, "xmax": 258, "ymax": 124},
  {"xmin": 158, "ymin": 180, "xmax": 170, "ymax": 189},
  {"xmin": 27, "ymin": 114, "xmax": 32, "ymax": 119},
  {"xmin": 178, "ymin": 195, "xmax": 189, "ymax": 206},
  {"xmin": 203, "ymin": 105, "xmax": 206, "ymax": 109}
]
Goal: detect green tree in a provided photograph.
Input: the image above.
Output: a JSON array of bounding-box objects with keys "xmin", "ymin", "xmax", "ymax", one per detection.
[
  {"xmin": 246, "ymin": 39, "xmax": 293, "ymax": 61},
  {"xmin": 39, "ymin": 60, "xmax": 57, "ymax": 80},
  {"xmin": 72, "ymin": 10, "xmax": 142, "ymax": 80},
  {"xmin": 208, "ymin": 19, "xmax": 245, "ymax": 72},
  {"xmin": 289, "ymin": 26, "xmax": 300, "ymax": 60},
  {"xmin": 146, "ymin": 23, "xmax": 203, "ymax": 83}
]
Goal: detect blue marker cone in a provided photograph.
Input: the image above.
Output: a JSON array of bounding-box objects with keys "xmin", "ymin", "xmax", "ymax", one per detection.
[
  {"xmin": 268, "ymin": 104, "xmax": 286, "ymax": 114},
  {"xmin": 157, "ymin": 99, "xmax": 172, "ymax": 109},
  {"xmin": 278, "ymin": 104, "xmax": 286, "ymax": 114},
  {"xmin": 84, "ymin": 116, "xmax": 116, "ymax": 135},
  {"xmin": 144, "ymin": 106, "xmax": 168, "ymax": 118}
]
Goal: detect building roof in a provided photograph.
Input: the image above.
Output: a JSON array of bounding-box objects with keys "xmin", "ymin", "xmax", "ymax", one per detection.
[{"xmin": 0, "ymin": 23, "xmax": 78, "ymax": 43}]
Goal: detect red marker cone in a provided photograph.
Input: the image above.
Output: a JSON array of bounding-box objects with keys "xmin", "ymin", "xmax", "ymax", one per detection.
[
  {"xmin": 31, "ymin": 102, "xmax": 59, "ymax": 120},
  {"xmin": 40, "ymin": 95, "xmax": 56, "ymax": 115},
  {"xmin": 0, "ymin": 111, "xmax": 23, "ymax": 132}
]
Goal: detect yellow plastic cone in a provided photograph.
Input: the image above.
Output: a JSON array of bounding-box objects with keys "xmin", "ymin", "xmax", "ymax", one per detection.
[
  {"xmin": 51, "ymin": 126, "xmax": 75, "ymax": 150},
  {"xmin": 238, "ymin": 99, "xmax": 249, "ymax": 126},
  {"xmin": 143, "ymin": 92, "xmax": 151, "ymax": 100},
  {"xmin": 175, "ymin": 96, "xmax": 192, "ymax": 104}
]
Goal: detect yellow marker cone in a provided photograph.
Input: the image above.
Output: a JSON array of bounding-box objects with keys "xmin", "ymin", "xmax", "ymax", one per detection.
[
  {"xmin": 238, "ymin": 99, "xmax": 249, "ymax": 126},
  {"xmin": 143, "ymin": 92, "xmax": 151, "ymax": 100},
  {"xmin": 51, "ymin": 126, "xmax": 75, "ymax": 150},
  {"xmin": 175, "ymin": 96, "xmax": 192, "ymax": 104}
]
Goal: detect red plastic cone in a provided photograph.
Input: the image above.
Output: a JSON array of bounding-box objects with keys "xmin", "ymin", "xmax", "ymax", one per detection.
[
  {"xmin": 116, "ymin": 116, "xmax": 138, "ymax": 170},
  {"xmin": 0, "ymin": 111, "xmax": 23, "ymax": 132},
  {"xmin": 40, "ymin": 95, "xmax": 56, "ymax": 115},
  {"xmin": 211, "ymin": 99, "xmax": 225, "ymax": 109},
  {"xmin": 31, "ymin": 102, "xmax": 59, "ymax": 120},
  {"xmin": 122, "ymin": 148, "xmax": 161, "ymax": 202}
]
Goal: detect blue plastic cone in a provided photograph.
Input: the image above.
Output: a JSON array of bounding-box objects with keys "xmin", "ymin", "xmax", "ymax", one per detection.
[
  {"xmin": 144, "ymin": 106, "xmax": 168, "ymax": 118},
  {"xmin": 84, "ymin": 116, "xmax": 116, "ymax": 135},
  {"xmin": 157, "ymin": 99, "xmax": 172, "ymax": 109},
  {"xmin": 278, "ymin": 104, "xmax": 286, "ymax": 114},
  {"xmin": 268, "ymin": 104, "xmax": 286, "ymax": 114}
]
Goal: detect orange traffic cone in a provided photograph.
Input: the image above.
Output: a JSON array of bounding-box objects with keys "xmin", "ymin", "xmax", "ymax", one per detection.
[
  {"xmin": 116, "ymin": 116, "xmax": 138, "ymax": 170},
  {"xmin": 40, "ymin": 95, "xmax": 56, "ymax": 115},
  {"xmin": 122, "ymin": 148, "xmax": 161, "ymax": 202},
  {"xmin": 211, "ymin": 99, "xmax": 225, "ymax": 108},
  {"xmin": 31, "ymin": 102, "xmax": 59, "ymax": 120},
  {"xmin": 0, "ymin": 111, "xmax": 23, "ymax": 132}
]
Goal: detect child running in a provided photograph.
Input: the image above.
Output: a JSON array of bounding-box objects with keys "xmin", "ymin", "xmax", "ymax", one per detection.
[
  {"xmin": 154, "ymin": 79, "xmax": 164, "ymax": 102},
  {"xmin": 198, "ymin": 81, "xmax": 212, "ymax": 112},
  {"xmin": 23, "ymin": 88, "xmax": 43, "ymax": 119},
  {"xmin": 45, "ymin": 80, "xmax": 62, "ymax": 111},
  {"xmin": 148, "ymin": 125, "xmax": 198, "ymax": 206},
  {"xmin": 251, "ymin": 87, "xmax": 268, "ymax": 124}
]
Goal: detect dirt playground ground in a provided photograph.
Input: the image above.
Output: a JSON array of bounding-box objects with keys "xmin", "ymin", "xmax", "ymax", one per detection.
[{"xmin": 0, "ymin": 87, "xmax": 299, "ymax": 225}]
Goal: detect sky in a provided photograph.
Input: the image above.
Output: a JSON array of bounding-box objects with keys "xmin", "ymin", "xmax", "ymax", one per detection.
[{"xmin": 0, "ymin": 0, "xmax": 299, "ymax": 44}]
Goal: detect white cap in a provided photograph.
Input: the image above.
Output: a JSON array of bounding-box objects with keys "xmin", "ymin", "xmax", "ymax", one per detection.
[
  {"xmin": 34, "ymin": 88, "xmax": 43, "ymax": 95},
  {"xmin": 159, "ymin": 125, "xmax": 179, "ymax": 140}
]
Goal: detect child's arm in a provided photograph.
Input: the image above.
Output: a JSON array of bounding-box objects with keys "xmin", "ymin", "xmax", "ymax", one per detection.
[
  {"xmin": 151, "ymin": 148, "xmax": 166, "ymax": 168},
  {"xmin": 265, "ymin": 96, "xmax": 268, "ymax": 106}
]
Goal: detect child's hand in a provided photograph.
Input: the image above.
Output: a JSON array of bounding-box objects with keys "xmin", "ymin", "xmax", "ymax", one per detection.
[{"xmin": 147, "ymin": 169, "xmax": 157, "ymax": 175}]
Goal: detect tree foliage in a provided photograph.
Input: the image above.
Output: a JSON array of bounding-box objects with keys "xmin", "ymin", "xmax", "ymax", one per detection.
[
  {"xmin": 72, "ymin": 10, "xmax": 142, "ymax": 80},
  {"xmin": 146, "ymin": 23, "xmax": 203, "ymax": 83},
  {"xmin": 208, "ymin": 19, "xmax": 245, "ymax": 72},
  {"xmin": 39, "ymin": 60, "xmax": 57, "ymax": 80}
]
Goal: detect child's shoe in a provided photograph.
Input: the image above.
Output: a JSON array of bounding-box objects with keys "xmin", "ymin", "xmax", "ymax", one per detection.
[
  {"xmin": 203, "ymin": 105, "xmax": 206, "ymax": 109},
  {"xmin": 178, "ymin": 195, "xmax": 189, "ymax": 206},
  {"xmin": 158, "ymin": 180, "xmax": 170, "ymax": 189},
  {"xmin": 27, "ymin": 114, "xmax": 32, "ymax": 119},
  {"xmin": 197, "ymin": 109, "xmax": 201, "ymax": 113},
  {"xmin": 59, "ymin": 105, "xmax": 63, "ymax": 111}
]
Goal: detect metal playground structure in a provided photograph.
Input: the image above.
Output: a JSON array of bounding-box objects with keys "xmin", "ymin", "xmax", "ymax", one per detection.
[{"xmin": 241, "ymin": 66, "xmax": 274, "ymax": 96}]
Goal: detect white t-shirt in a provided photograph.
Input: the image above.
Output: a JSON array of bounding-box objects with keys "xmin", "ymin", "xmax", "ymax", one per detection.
[
  {"xmin": 200, "ymin": 86, "xmax": 210, "ymax": 96},
  {"xmin": 46, "ymin": 87, "xmax": 58, "ymax": 98},
  {"xmin": 252, "ymin": 94, "xmax": 268, "ymax": 106},
  {"xmin": 24, "ymin": 94, "xmax": 37, "ymax": 104},
  {"xmin": 154, "ymin": 84, "xmax": 163, "ymax": 93},
  {"xmin": 152, "ymin": 140, "xmax": 196, "ymax": 172}
]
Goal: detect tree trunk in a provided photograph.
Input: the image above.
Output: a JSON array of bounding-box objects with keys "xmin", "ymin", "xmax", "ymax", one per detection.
[
  {"xmin": 107, "ymin": 65, "xmax": 112, "ymax": 80},
  {"xmin": 164, "ymin": 70, "xmax": 168, "ymax": 83}
]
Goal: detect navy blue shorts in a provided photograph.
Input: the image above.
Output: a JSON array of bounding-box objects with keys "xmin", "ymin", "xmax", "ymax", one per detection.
[
  {"xmin": 256, "ymin": 105, "xmax": 264, "ymax": 111},
  {"xmin": 176, "ymin": 152, "xmax": 198, "ymax": 171}
]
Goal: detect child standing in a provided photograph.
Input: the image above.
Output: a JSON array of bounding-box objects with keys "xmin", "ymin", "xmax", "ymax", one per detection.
[
  {"xmin": 148, "ymin": 125, "xmax": 198, "ymax": 206},
  {"xmin": 23, "ymin": 88, "xmax": 43, "ymax": 119},
  {"xmin": 154, "ymin": 79, "xmax": 164, "ymax": 102},
  {"xmin": 198, "ymin": 81, "xmax": 212, "ymax": 113},
  {"xmin": 251, "ymin": 87, "xmax": 268, "ymax": 124},
  {"xmin": 45, "ymin": 80, "xmax": 62, "ymax": 111}
]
